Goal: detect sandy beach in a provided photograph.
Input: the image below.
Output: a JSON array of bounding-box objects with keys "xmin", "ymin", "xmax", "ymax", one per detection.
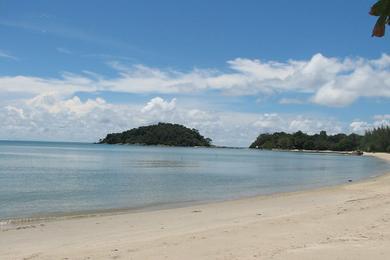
[{"xmin": 1, "ymin": 153, "xmax": 389, "ymax": 260}]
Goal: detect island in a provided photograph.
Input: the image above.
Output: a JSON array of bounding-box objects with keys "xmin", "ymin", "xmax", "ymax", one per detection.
[
  {"xmin": 249, "ymin": 126, "xmax": 390, "ymax": 153},
  {"xmin": 99, "ymin": 122, "xmax": 212, "ymax": 147}
]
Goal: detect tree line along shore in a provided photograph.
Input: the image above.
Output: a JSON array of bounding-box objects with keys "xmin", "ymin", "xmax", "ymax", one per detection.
[
  {"xmin": 249, "ymin": 126, "xmax": 390, "ymax": 153},
  {"xmin": 99, "ymin": 123, "xmax": 390, "ymax": 153}
]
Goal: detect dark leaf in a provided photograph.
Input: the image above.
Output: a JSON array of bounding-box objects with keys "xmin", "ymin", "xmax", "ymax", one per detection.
[
  {"xmin": 370, "ymin": 0, "xmax": 385, "ymax": 16},
  {"xmin": 372, "ymin": 16, "xmax": 387, "ymax": 37}
]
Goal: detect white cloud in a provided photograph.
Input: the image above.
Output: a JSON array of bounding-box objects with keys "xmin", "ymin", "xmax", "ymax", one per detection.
[
  {"xmin": 349, "ymin": 121, "xmax": 371, "ymax": 134},
  {"xmin": 252, "ymin": 113, "xmax": 283, "ymax": 130},
  {"xmin": 0, "ymin": 94, "xmax": 352, "ymax": 146},
  {"xmin": 0, "ymin": 94, "xmax": 138, "ymax": 143},
  {"xmin": 0, "ymin": 53, "xmax": 389, "ymax": 107},
  {"xmin": 349, "ymin": 114, "xmax": 390, "ymax": 134},
  {"xmin": 278, "ymin": 98, "xmax": 305, "ymax": 105},
  {"xmin": 27, "ymin": 93, "xmax": 107, "ymax": 116},
  {"xmin": 140, "ymin": 97, "xmax": 177, "ymax": 124},
  {"xmin": 0, "ymin": 75, "xmax": 93, "ymax": 98},
  {"xmin": 1, "ymin": 53, "xmax": 389, "ymax": 145},
  {"xmin": 252, "ymin": 113, "xmax": 342, "ymax": 135},
  {"xmin": 373, "ymin": 114, "xmax": 390, "ymax": 121},
  {"xmin": 141, "ymin": 97, "xmax": 176, "ymax": 113},
  {"xmin": 2, "ymin": 93, "xmax": 388, "ymax": 146}
]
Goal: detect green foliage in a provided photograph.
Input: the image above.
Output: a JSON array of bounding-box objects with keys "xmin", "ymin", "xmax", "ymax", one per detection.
[
  {"xmin": 99, "ymin": 122, "xmax": 212, "ymax": 147},
  {"xmin": 360, "ymin": 126, "xmax": 390, "ymax": 152},
  {"xmin": 370, "ymin": 0, "xmax": 390, "ymax": 37},
  {"xmin": 249, "ymin": 126, "xmax": 390, "ymax": 153}
]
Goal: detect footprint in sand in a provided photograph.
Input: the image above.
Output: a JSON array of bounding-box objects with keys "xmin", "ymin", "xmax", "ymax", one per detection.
[{"xmin": 110, "ymin": 249, "xmax": 120, "ymax": 259}]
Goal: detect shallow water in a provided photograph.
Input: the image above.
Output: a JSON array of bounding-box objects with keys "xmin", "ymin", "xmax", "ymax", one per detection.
[{"xmin": 0, "ymin": 141, "xmax": 389, "ymax": 220}]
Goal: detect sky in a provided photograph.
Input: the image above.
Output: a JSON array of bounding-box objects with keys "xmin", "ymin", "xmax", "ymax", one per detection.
[{"xmin": 0, "ymin": 0, "xmax": 389, "ymax": 146}]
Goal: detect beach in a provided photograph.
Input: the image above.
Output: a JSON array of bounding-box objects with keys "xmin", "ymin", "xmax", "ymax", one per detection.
[{"xmin": 1, "ymin": 152, "xmax": 390, "ymax": 260}]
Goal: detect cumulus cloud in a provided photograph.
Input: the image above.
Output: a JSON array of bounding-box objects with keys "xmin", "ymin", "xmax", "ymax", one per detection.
[
  {"xmin": 1, "ymin": 53, "xmax": 390, "ymax": 107},
  {"xmin": 0, "ymin": 93, "xmax": 354, "ymax": 146},
  {"xmin": 141, "ymin": 97, "xmax": 176, "ymax": 114},
  {"xmin": 139, "ymin": 97, "xmax": 178, "ymax": 124},
  {"xmin": 0, "ymin": 74, "xmax": 93, "ymax": 98},
  {"xmin": 252, "ymin": 113, "xmax": 343, "ymax": 135},
  {"xmin": 2, "ymin": 92, "xmax": 388, "ymax": 146},
  {"xmin": 1, "ymin": 53, "xmax": 389, "ymax": 145},
  {"xmin": 350, "ymin": 114, "xmax": 390, "ymax": 134},
  {"xmin": 373, "ymin": 114, "xmax": 390, "ymax": 122},
  {"xmin": 349, "ymin": 121, "xmax": 372, "ymax": 134},
  {"xmin": 278, "ymin": 98, "xmax": 305, "ymax": 105},
  {"xmin": 1, "ymin": 94, "xmax": 128, "ymax": 142},
  {"xmin": 27, "ymin": 93, "xmax": 107, "ymax": 116}
]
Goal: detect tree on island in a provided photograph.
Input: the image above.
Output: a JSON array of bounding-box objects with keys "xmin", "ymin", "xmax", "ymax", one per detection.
[{"xmin": 99, "ymin": 122, "xmax": 212, "ymax": 147}]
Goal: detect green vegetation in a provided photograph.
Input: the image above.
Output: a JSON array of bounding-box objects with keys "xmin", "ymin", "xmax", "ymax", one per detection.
[
  {"xmin": 370, "ymin": 0, "xmax": 390, "ymax": 37},
  {"xmin": 361, "ymin": 126, "xmax": 390, "ymax": 152},
  {"xmin": 249, "ymin": 126, "xmax": 390, "ymax": 153},
  {"xmin": 99, "ymin": 122, "xmax": 212, "ymax": 147}
]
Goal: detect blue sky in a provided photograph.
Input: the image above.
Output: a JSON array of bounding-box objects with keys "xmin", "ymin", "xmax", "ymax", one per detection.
[{"xmin": 0, "ymin": 0, "xmax": 389, "ymax": 146}]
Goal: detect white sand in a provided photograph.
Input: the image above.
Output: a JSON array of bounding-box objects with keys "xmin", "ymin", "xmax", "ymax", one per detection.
[{"xmin": 1, "ymin": 153, "xmax": 390, "ymax": 260}]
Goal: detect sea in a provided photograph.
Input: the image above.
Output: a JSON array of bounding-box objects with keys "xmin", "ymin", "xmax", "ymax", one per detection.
[{"xmin": 1, "ymin": 140, "xmax": 389, "ymax": 220}]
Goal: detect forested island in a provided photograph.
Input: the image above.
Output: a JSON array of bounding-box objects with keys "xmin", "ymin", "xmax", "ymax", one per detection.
[
  {"xmin": 99, "ymin": 122, "xmax": 212, "ymax": 147},
  {"xmin": 249, "ymin": 126, "xmax": 390, "ymax": 153}
]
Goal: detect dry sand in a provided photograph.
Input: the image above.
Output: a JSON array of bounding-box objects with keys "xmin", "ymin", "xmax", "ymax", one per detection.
[{"xmin": 1, "ymin": 153, "xmax": 390, "ymax": 260}]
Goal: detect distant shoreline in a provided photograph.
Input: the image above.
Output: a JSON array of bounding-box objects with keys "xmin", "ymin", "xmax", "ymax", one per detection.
[
  {"xmin": 0, "ymin": 140, "xmax": 377, "ymax": 153},
  {"xmin": 268, "ymin": 148, "xmax": 364, "ymax": 156}
]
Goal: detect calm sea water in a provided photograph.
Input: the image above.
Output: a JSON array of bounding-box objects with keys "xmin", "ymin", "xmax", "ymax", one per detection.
[{"xmin": 0, "ymin": 141, "xmax": 389, "ymax": 220}]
